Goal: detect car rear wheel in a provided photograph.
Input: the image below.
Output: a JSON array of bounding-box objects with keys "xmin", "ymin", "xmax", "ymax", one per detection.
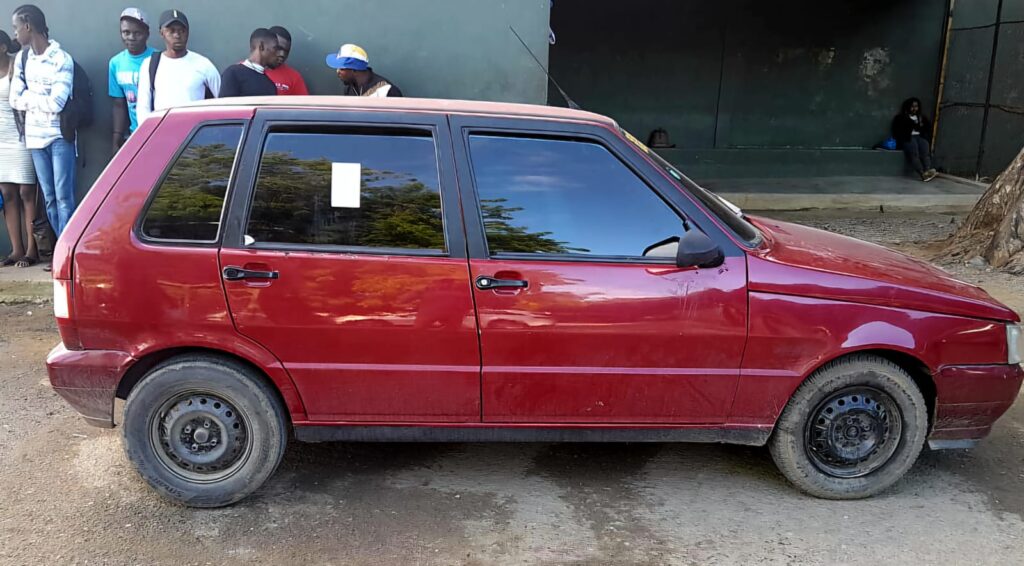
[
  {"xmin": 122, "ymin": 354, "xmax": 287, "ymax": 508},
  {"xmin": 769, "ymin": 355, "xmax": 928, "ymax": 499}
]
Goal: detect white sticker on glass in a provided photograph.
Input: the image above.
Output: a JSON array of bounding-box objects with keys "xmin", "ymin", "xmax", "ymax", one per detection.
[{"xmin": 331, "ymin": 163, "xmax": 362, "ymax": 208}]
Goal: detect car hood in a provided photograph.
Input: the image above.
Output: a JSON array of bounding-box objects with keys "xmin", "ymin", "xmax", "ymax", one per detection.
[{"xmin": 746, "ymin": 217, "xmax": 1019, "ymax": 322}]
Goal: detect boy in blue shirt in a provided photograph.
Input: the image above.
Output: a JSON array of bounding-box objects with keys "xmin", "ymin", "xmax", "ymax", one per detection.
[{"xmin": 108, "ymin": 8, "xmax": 154, "ymax": 155}]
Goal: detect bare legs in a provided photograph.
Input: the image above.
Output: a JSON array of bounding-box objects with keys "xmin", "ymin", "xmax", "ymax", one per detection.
[{"xmin": 0, "ymin": 183, "xmax": 39, "ymax": 266}]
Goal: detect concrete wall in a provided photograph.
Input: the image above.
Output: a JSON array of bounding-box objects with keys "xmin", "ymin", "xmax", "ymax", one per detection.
[
  {"xmin": 935, "ymin": 0, "xmax": 1024, "ymax": 177},
  {"xmin": 2, "ymin": 0, "xmax": 551, "ymax": 255},
  {"xmin": 549, "ymin": 0, "xmax": 948, "ymax": 151}
]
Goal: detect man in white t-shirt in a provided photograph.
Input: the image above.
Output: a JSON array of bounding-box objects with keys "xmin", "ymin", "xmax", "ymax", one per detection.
[{"xmin": 136, "ymin": 9, "xmax": 220, "ymax": 125}]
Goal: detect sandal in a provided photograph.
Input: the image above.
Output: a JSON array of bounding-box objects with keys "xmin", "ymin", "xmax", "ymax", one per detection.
[
  {"xmin": 0, "ymin": 257, "xmax": 18, "ymax": 267},
  {"xmin": 15, "ymin": 256, "xmax": 38, "ymax": 268}
]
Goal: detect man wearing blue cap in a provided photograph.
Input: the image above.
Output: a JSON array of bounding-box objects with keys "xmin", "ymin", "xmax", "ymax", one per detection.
[{"xmin": 325, "ymin": 44, "xmax": 402, "ymax": 97}]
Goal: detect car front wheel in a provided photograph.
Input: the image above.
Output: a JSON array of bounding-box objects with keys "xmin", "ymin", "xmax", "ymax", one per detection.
[
  {"xmin": 769, "ymin": 355, "xmax": 928, "ymax": 499},
  {"xmin": 122, "ymin": 354, "xmax": 288, "ymax": 508}
]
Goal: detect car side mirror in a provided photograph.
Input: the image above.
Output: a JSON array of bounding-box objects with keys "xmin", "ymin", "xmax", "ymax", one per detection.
[
  {"xmin": 677, "ymin": 229, "xmax": 724, "ymax": 268},
  {"xmin": 642, "ymin": 231, "xmax": 724, "ymax": 269},
  {"xmin": 642, "ymin": 236, "xmax": 680, "ymax": 260}
]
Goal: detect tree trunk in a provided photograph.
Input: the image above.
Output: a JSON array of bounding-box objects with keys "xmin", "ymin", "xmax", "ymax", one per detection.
[{"xmin": 942, "ymin": 145, "xmax": 1024, "ymax": 274}]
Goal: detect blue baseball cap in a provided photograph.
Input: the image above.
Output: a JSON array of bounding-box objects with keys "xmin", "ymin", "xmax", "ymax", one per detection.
[{"xmin": 326, "ymin": 44, "xmax": 369, "ymax": 71}]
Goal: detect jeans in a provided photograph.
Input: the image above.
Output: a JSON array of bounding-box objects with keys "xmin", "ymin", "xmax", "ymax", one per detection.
[
  {"xmin": 902, "ymin": 136, "xmax": 932, "ymax": 176},
  {"xmin": 31, "ymin": 138, "xmax": 77, "ymax": 237}
]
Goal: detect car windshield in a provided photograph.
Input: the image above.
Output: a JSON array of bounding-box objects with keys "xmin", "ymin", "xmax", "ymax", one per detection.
[{"xmin": 620, "ymin": 129, "xmax": 762, "ymax": 246}]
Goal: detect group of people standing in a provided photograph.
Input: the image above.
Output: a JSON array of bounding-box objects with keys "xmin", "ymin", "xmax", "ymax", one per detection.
[
  {"xmin": 0, "ymin": 4, "xmax": 73, "ymax": 269},
  {"xmin": 1, "ymin": 4, "xmax": 404, "ymax": 270}
]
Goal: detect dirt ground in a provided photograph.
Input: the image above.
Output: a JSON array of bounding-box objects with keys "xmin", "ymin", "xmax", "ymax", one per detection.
[{"xmin": 1, "ymin": 212, "xmax": 1022, "ymax": 565}]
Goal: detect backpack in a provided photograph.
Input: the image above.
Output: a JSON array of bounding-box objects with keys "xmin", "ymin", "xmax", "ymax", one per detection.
[
  {"xmin": 148, "ymin": 52, "xmax": 216, "ymax": 112},
  {"xmin": 19, "ymin": 48, "xmax": 94, "ymax": 143}
]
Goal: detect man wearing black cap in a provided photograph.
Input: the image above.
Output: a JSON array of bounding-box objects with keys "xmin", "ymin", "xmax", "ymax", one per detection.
[
  {"xmin": 136, "ymin": 9, "xmax": 220, "ymax": 125},
  {"xmin": 219, "ymin": 28, "xmax": 280, "ymax": 98}
]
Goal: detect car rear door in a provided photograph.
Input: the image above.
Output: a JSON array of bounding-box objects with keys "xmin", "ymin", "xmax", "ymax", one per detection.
[
  {"xmin": 219, "ymin": 109, "xmax": 480, "ymax": 422},
  {"xmin": 451, "ymin": 115, "xmax": 748, "ymax": 424}
]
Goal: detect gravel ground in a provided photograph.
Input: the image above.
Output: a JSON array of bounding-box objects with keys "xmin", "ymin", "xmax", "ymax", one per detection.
[{"xmin": 1, "ymin": 212, "xmax": 1022, "ymax": 565}]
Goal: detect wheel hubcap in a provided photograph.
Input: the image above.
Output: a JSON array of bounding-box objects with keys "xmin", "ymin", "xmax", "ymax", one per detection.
[
  {"xmin": 151, "ymin": 393, "xmax": 250, "ymax": 482},
  {"xmin": 804, "ymin": 387, "xmax": 902, "ymax": 478}
]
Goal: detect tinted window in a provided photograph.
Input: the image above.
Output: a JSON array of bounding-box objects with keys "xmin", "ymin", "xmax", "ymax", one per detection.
[
  {"xmin": 620, "ymin": 127, "xmax": 760, "ymax": 245},
  {"xmin": 141, "ymin": 125, "xmax": 243, "ymax": 241},
  {"xmin": 469, "ymin": 136, "xmax": 684, "ymax": 257},
  {"xmin": 246, "ymin": 131, "xmax": 445, "ymax": 251}
]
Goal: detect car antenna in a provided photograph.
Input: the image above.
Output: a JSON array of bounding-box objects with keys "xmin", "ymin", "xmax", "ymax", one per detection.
[{"xmin": 509, "ymin": 25, "xmax": 581, "ymax": 110}]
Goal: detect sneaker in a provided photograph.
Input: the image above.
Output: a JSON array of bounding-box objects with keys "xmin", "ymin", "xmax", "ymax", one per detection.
[{"xmin": 923, "ymin": 171, "xmax": 937, "ymax": 182}]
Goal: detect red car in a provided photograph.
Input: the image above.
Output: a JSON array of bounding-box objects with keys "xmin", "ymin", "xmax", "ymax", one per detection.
[{"xmin": 47, "ymin": 98, "xmax": 1023, "ymax": 507}]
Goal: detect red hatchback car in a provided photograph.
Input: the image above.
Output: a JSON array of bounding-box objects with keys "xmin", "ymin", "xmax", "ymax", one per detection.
[{"xmin": 47, "ymin": 98, "xmax": 1022, "ymax": 507}]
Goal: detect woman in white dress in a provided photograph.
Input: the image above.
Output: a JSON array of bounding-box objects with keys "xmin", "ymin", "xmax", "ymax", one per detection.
[{"xmin": 0, "ymin": 31, "xmax": 39, "ymax": 267}]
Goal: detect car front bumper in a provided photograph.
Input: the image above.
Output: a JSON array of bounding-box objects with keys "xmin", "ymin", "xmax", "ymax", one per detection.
[
  {"xmin": 929, "ymin": 363, "xmax": 1024, "ymax": 448},
  {"xmin": 47, "ymin": 344, "xmax": 135, "ymax": 428}
]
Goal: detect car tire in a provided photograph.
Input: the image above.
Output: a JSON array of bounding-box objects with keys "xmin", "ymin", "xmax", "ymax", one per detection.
[
  {"xmin": 122, "ymin": 354, "xmax": 288, "ymax": 508},
  {"xmin": 769, "ymin": 355, "xmax": 928, "ymax": 499}
]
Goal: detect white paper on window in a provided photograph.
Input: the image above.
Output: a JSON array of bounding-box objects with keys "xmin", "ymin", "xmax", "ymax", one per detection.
[{"xmin": 331, "ymin": 163, "xmax": 362, "ymax": 208}]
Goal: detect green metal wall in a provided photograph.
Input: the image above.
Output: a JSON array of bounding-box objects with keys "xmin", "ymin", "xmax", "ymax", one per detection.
[
  {"xmin": 549, "ymin": 0, "xmax": 948, "ymax": 150},
  {"xmin": 936, "ymin": 0, "xmax": 1024, "ymax": 177},
  {"xmin": 548, "ymin": 0, "xmax": 950, "ymax": 180},
  {"xmin": 2, "ymin": 0, "xmax": 551, "ymax": 255}
]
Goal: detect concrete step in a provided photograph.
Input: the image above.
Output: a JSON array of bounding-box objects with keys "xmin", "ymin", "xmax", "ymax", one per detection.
[
  {"xmin": 707, "ymin": 175, "xmax": 987, "ymax": 212},
  {"xmin": 658, "ymin": 148, "xmax": 908, "ymax": 180}
]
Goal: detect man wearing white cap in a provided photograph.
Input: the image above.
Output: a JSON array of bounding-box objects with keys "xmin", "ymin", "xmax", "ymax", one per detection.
[
  {"xmin": 325, "ymin": 44, "xmax": 403, "ymax": 98},
  {"xmin": 108, "ymin": 7, "xmax": 154, "ymax": 154}
]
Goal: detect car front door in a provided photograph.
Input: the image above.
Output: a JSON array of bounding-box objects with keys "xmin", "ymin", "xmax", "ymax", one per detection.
[
  {"xmin": 451, "ymin": 116, "xmax": 749, "ymax": 424},
  {"xmin": 220, "ymin": 110, "xmax": 480, "ymax": 422}
]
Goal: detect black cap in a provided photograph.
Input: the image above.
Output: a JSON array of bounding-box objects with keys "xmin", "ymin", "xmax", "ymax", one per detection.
[{"xmin": 159, "ymin": 9, "xmax": 189, "ymax": 29}]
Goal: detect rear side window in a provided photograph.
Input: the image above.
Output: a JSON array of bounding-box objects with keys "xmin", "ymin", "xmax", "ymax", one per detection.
[
  {"xmin": 245, "ymin": 130, "xmax": 445, "ymax": 252},
  {"xmin": 468, "ymin": 135, "xmax": 685, "ymax": 258},
  {"xmin": 140, "ymin": 124, "xmax": 244, "ymax": 242}
]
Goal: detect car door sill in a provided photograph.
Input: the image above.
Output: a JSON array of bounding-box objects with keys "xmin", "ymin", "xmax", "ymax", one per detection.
[{"xmin": 294, "ymin": 424, "xmax": 770, "ymax": 446}]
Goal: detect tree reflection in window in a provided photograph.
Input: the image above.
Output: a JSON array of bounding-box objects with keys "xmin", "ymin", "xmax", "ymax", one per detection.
[
  {"xmin": 479, "ymin": 197, "xmax": 581, "ymax": 254},
  {"xmin": 247, "ymin": 133, "xmax": 446, "ymax": 251},
  {"xmin": 142, "ymin": 125, "xmax": 243, "ymax": 241}
]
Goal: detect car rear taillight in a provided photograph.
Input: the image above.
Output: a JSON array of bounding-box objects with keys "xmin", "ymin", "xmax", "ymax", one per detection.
[
  {"xmin": 53, "ymin": 279, "xmax": 70, "ymax": 318},
  {"xmin": 53, "ymin": 279, "xmax": 82, "ymax": 350}
]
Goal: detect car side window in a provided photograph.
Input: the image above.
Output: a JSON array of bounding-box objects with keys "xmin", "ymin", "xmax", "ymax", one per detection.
[
  {"xmin": 245, "ymin": 129, "xmax": 446, "ymax": 252},
  {"xmin": 468, "ymin": 135, "xmax": 685, "ymax": 258},
  {"xmin": 140, "ymin": 124, "xmax": 244, "ymax": 242}
]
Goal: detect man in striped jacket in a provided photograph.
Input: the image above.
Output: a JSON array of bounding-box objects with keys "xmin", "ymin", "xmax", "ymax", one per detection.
[{"xmin": 10, "ymin": 4, "xmax": 76, "ymax": 240}]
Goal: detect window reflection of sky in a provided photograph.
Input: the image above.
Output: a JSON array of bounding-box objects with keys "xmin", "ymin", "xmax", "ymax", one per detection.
[
  {"xmin": 263, "ymin": 133, "xmax": 441, "ymax": 192},
  {"xmin": 469, "ymin": 136, "xmax": 685, "ymax": 257}
]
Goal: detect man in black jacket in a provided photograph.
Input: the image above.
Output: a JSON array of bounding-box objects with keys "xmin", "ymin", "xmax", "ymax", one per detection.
[
  {"xmin": 325, "ymin": 44, "xmax": 402, "ymax": 97},
  {"xmin": 220, "ymin": 28, "xmax": 280, "ymax": 98},
  {"xmin": 892, "ymin": 97, "xmax": 936, "ymax": 182}
]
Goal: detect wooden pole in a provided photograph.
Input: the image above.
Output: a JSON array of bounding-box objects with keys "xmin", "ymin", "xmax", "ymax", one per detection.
[{"xmin": 932, "ymin": 0, "xmax": 956, "ymax": 145}]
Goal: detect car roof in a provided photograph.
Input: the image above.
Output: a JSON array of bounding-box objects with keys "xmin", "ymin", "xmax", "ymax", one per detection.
[{"xmin": 178, "ymin": 96, "xmax": 618, "ymax": 127}]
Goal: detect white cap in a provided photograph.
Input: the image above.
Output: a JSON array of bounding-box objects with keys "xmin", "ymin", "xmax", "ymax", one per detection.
[{"xmin": 120, "ymin": 7, "xmax": 149, "ymax": 26}]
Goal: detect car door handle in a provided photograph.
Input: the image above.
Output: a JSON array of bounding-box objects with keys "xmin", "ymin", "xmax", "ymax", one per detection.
[
  {"xmin": 476, "ymin": 275, "xmax": 528, "ymax": 291},
  {"xmin": 223, "ymin": 266, "xmax": 280, "ymax": 281}
]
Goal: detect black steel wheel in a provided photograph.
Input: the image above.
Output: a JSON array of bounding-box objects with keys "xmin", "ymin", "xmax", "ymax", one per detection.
[
  {"xmin": 123, "ymin": 354, "xmax": 287, "ymax": 507},
  {"xmin": 804, "ymin": 387, "xmax": 902, "ymax": 478},
  {"xmin": 769, "ymin": 355, "xmax": 928, "ymax": 499},
  {"xmin": 151, "ymin": 392, "xmax": 253, "ymax": 483}
]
